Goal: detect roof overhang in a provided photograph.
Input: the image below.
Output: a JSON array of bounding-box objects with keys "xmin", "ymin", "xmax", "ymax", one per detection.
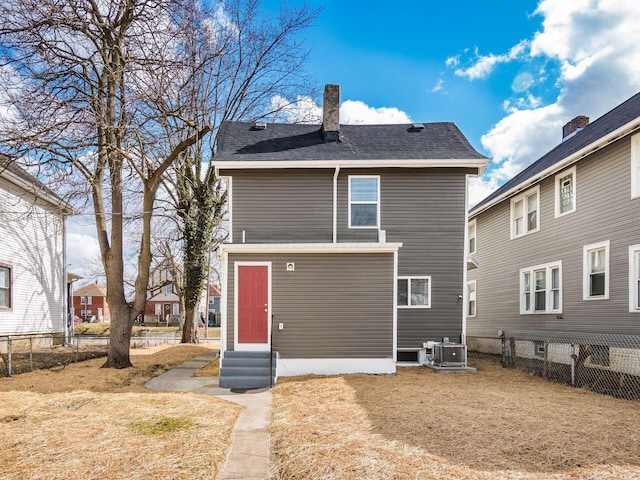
[
  {"xmin": 221, "ymin": 242, "xmax": 403, "ymax": 254},
  {"xmin": 1, "ymin": 166, "xmax": 76, "ymax": 215},
  {"xmin": 469, "ymin": 117, "xmax": 640, "ymax": 218},
  {"xmin": 215, "ymin": 158, "xmax": 489, "ymax": 176}
]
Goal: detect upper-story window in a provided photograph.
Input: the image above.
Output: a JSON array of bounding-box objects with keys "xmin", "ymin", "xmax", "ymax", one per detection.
[
  {"xmin": 555, "ymin": 166, "xmax": 576, "ymax": 217},
  {"xmin": 0, "ymin": 265, "xmax": 11, "ymax": 309},
  {"xmin": 583, "ymin": 241, "xmax": 609, "ymax": 300},
  {"xmin": 629, "ymin": 244, "xmax": 640, "ymax": 312},
  {"xmin": 510, "ymin": 186, "xmax": 539, "ymax": 239},
  {"xmin": 520, "ymin": 261, "xmax": 562, "ymax": 314},
  {"xmin": 468, "ymin": 219, "xmax": 477, "ymax": 254},
  {"xmin": 86, "ymin": 296, "xmax": 92, "ymax": 305},
  {"xmin": 349, "ymin": 175, "xmax": 379, "ymax": 228},
  {"xmin": 631, "ymin": 133, "xmax": 640, "ymax": 199},
  {"xmin": 80, "ymin": 296, "xmax": 86, "ymax": 305},
  {"xmin": 162, "ymin": 284, "xmax": 173, "ymax": 294}
]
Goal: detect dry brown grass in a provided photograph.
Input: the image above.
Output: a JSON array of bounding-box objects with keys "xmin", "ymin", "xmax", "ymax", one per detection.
[
  {"xmin": 0, "ymin": 344, "xmax": 243, "ymax": 479},
  {"xmin": 271, "ymin": 359, "xmax": 640, "ymax": 479}
]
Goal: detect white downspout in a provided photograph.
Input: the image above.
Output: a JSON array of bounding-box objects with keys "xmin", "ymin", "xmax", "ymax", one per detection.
[
  {"xmin": 333, "ymin": 164, "xmax": 340, "ymax": 243},
  {"xmin": 461, "ymin": 174, "xmax": 470, "ymax": 345}
]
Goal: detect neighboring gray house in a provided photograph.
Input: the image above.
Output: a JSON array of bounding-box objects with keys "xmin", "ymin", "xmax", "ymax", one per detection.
[
  {"xmin": 0, "ymin": 156, "xmax": 74, "ymax": 338},
  {"xmin": 214, "ymin": 84, "xmax": 489, "ymax": 387},
  {"xmin": 467, "ymin": 91, "xmax": 640, "ymax": 374}
]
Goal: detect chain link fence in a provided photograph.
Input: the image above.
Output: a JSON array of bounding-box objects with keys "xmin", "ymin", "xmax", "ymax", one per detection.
[
  {"xmin": 467, "ymin": 331, "xmax": 640, "ymax": 400},
  {"xmin": 0, "ymin": 333, "xmax": 108, "ymax": 377}
]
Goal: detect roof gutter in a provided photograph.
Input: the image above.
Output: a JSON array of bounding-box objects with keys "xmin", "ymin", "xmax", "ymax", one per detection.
[
  {"xmin": 214, "ymin": 158, "xmax": 489, "ymax": 174},
  {"xmin": 470, "ymin": 117, "xmax": 640, "ymax": 218}
]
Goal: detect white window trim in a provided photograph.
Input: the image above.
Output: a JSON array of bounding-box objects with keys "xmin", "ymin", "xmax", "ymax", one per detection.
[
  {"xmin": 510, "ymin": 185, "xmax": 540, "ymax": 239},
  {"xmin": 80, "ymin": 296, "xmax": 86, "ymax": 305},
  {"xmin": 583, "ymin": 240, "xmax": 610, "ymax": 300},
  {"xmin": 468, "ymin": 219, "xmax": 477, "ymax": 255},
  {"xmin": 554, "ymin": 166, "xmax": 577, "ymax": 217},
  {"xmin": 519, "ymin": 261, "xmax": 562, "ymax": 314},
  {"xmin": 631, "ymin": 133, "xmax": 640, "ymax": 199},
  {"xmin": 87, "ymin": 296, "xmax": 92, "ymax": 305},
  {"xmin": 397, "ymin": 276, "xmax": 431, "ymax": 309},
  {"xmin": 0, "ymin": 265, "xmax": 11, "ymax": 309},
  {"xmin": 630, "ymin": 244, "xmax": 640, "ymax": 313},
  {"xmin": 467, "ymin": 280, "xmax": 476, "ymax": 318},
  {"xmin": 348, "ymin": 175, "xmax": 380, "ymax": 229}
]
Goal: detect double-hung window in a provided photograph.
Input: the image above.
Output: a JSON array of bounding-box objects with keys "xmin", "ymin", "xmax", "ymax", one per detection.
[
  {"xmin": 86, "ymin": 296, "xmax": 92, "ymax": 305},
  {"xmin": 0, "ymin": 266, "xmax": 11, "ymax": 309},
  {"xmin": 583, "ymin": 241, "xmax": 610, "ymax": 300},
  {"xmin": 630, "ymin": 244, "xmax": 640, "ymax": 312},
  {"xmin": 80, "ymin": 296, "xmax": 86, "ymax": 305},
  {"xmin": 349, "ymin": 176, "xmax": 379, "ymax": 228},
  {"xmin": 511, "ymin": 186, "xmax": 539, "ymax": 239},
  {"xmin": 468, "ymin": 219, "xmax": 477, "ymax": 254},
  {"xmin": 397, "ymin": 277, "xmax": 431, "ymax": 308},
  {"xmin": 555, "ymin": 166, "xmax": 576, "ymax": 216},
  {"xmin": 520, "ymin": 262, "xmax": 562, "ymax": 314}
]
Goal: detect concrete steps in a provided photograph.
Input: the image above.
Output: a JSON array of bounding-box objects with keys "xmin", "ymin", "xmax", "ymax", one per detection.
[{"xmin": 219, "ymin": 350, "xmax": 277, "ymax": 389}]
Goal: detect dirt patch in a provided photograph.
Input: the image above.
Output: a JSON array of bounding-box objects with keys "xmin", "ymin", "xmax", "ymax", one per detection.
[
  {"xmin": 271, "ymin": 359, "xmax": 640, "ymax": 479},
  {"xmin": 0, "ymin": 344, "xmax": 243, "ymax": 479},
  {"xmin": 0, "ymin": 344, "xmax": 108, "ymax": 376}
]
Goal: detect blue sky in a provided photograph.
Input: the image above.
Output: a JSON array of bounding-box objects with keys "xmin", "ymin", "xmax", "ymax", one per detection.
[
  {"xmin": 65, "ymin": 0, "xmax": 640, "ymax": 280},
  {"xmin": 263, "ymin": 0, "xmax": 640, "ymax": 205}
]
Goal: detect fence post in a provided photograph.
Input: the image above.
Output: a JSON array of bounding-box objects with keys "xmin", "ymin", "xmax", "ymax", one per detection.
[
  {"xmin": 29, "ymin": 337, "xmax": 33, "ymax": 371},
  {"xmin": 7, "ymin": 338, "xmax": 12, "ymax": 377},
  {"xmin": 570, "ymin": 344, "xmax": 576, "ymax": 387},
  {"xmin": 509, "ymin": 337, "xmax": 516, "ymax": 367},
  {"xmin": 543, "ymin": 340, "xmax": 549, "ymax": 379}
]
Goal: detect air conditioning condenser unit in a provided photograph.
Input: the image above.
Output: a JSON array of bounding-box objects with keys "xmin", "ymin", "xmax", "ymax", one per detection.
[{"xmin": 433, "ymin": 343, "xmax": 466, "ymax": 367}]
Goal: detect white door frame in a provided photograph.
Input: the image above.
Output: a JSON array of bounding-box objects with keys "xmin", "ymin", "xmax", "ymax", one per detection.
[{"xmin": 234, "ymin": 261, "xmax": 272, "ymax": 352}]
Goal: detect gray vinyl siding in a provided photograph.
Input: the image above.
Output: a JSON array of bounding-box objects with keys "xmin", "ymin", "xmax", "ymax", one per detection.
[
  {"xmin": 223, "ymin": 166, "xmax": 473, "ymax": 350},
  {"xmin": 226, "ymin": 253, "xmax": 394, "ymax": 358},
  {"xmin": 469, "ymin": 135, "xmax": 640, "ymax": 337},
  {"xmin": 371, "ymin": 168, "xmax": 469, "ymax": 347},
  {"xmin": 222, "ymin": 169, "xmax": 333, "ymax": 243}
]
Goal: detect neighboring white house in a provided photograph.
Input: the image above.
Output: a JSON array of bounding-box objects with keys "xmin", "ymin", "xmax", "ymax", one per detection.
[{"xmin": 0, "ymin": 157, "xmax": 74, "ymax": 337}]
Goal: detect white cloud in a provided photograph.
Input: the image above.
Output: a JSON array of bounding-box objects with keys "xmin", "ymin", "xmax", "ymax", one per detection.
[
  {"xmin": 270, "ymin": 96, "xmax": 411, "ymax": 125},
  {"xmin": 464, "ymin": 0, "xmax": 640, "ymax": 205},
  {"xmin": 66, "ymin": 219, "xmax": 102, "ymax": 280},
  {"xmin": 431, "ymin": 78, "xmax": 444, "ymax": 93},
  {"xmin": 454, "ymin": 41, "xmax": 529, "ymax": 80},
  {"xmin": 340, "ymin": 100, "xmax": 411, "ymax": 124},
  {"xmin": 270, "ymin": 95, "xmax": 322, "ymax": 124}
]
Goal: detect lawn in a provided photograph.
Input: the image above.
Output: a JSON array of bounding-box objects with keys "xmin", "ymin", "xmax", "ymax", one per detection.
[
  {"xmin": 270, "ymin": 359, "xmax": 640, "ymax": 479},
  {"xmin": 0, "ymin": 344, "xmax": 241, "ymax": 480}
]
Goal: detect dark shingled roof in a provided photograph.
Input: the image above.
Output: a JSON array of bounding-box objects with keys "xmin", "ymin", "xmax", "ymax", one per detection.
[
  {"xmin": 215, "ymin": 121, "xmax": 488, "ymax": 162},
  {"xmin": 471, "ymin": 90, "xmax": 640, "ymax": 214}
]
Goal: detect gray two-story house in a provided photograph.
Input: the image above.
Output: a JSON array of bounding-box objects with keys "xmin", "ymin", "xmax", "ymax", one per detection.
[
  {"xmin": 467, "ymin": 91, "xmax": 640, "ymax": 377},
  {"xmin": 215, "ymin": 85, "xmax": 489, "ymax": 387}
]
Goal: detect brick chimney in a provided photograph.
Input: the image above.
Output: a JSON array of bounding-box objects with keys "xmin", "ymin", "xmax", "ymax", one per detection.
[
  {"xmin": 562, "ymin": 115, "xmax": 589, "ymax": 140},
  {"xmin": 322, "ymin": 84, "xmax": 340, "ymax": 142}
]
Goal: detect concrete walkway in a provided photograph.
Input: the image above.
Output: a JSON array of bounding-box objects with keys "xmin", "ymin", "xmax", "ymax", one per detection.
[{"xmin": 145, "ymin": 350, "xmax": 271, "ymax": 480}]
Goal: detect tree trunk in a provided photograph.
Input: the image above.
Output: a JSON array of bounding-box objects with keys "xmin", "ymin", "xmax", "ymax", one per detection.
[
  {"xmin": 102, "ymin": 303, "xmax": 135, "ymax": 368},
  {"xmin": 181, "ymin": 304, "xmax": 199, "ymax": 343}
]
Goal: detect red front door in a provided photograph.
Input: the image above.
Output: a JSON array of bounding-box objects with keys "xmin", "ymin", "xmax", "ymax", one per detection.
[{"xmin": 237, "ymin": 265, "xmax": 269, "ymax": 345}]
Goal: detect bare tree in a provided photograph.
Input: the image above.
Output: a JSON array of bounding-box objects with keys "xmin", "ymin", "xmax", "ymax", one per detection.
[
  {"xmin": 157, "ymin": 0, "xmax": 319, "ymax": 343},
  {"xmin": 0, "ymin": 0, "xmax": 319, "ymax": 361},
  {"xmin": 0, "ymin": 0, "xmax": 214, "ymax": 367}
]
